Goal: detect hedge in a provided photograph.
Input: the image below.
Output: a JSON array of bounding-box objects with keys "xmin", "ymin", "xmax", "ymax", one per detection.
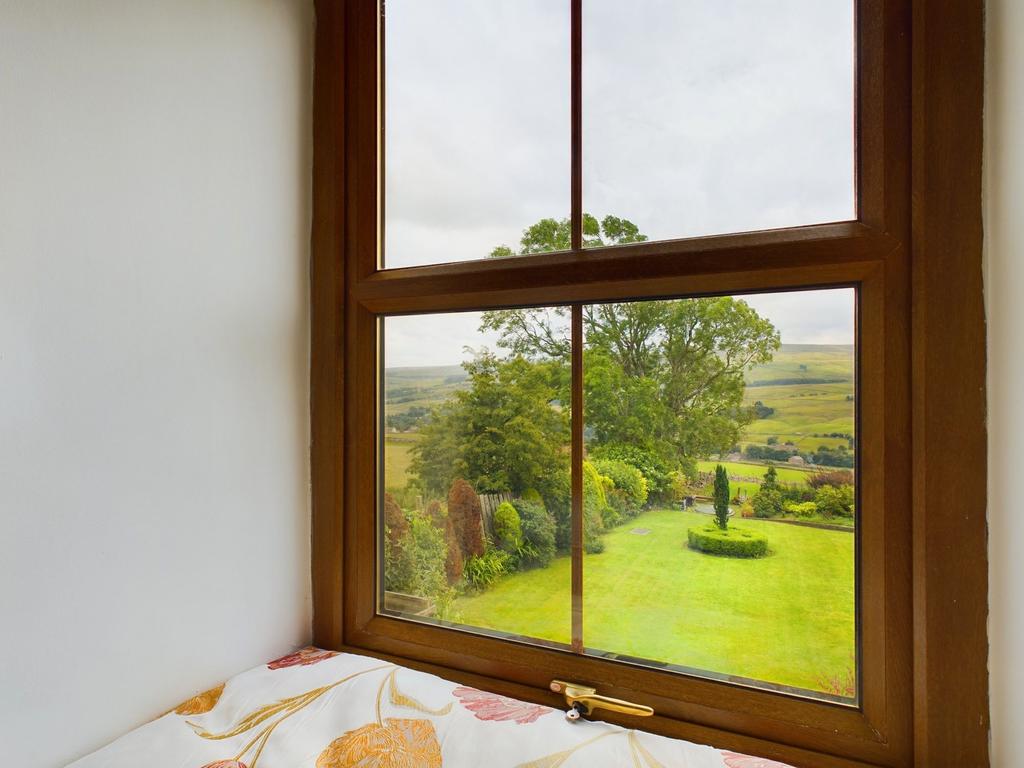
[
  {"xmin": 492, "ymin": 501, "xmax": 523, "ymax": 551},
  {"xmin": 687, "ymin": 525, "xmax": 769, "ymax": 558}
]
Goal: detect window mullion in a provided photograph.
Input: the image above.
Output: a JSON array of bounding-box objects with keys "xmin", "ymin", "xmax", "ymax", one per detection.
[
  {"xmin": 571, "ymin": 303, "xmax": 584, "ymax": 654},
  {"xmin": 570, "ymin": 0, "xmax": 582, "ymax": 252}
]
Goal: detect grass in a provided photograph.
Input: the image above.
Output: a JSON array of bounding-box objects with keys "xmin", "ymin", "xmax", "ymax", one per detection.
[
  {"xmin": 453, "ymin": 508, "xmax": 855, "ymax": 695},
  {"xmin": 384, "ymin": 433, "xmax": 420, "ymax": 493}
]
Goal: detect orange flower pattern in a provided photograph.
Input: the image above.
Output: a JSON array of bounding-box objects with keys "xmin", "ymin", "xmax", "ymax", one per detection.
[
  {"xmin": 316, "ymin": 719, "xmax": 442, "ymax": 768},
  {"xmin": 175, "ymin": 683, "xmax": 225, "ymax": 716}
]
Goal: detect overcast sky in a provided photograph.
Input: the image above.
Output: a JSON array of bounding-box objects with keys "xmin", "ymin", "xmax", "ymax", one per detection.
[
  {"xmin": 384, "ymin": 1, "xmax": 855, "ymax": 367},
  {"xmin": 386, "ymin": 288, "xmax": 855, "ymax": 369}
]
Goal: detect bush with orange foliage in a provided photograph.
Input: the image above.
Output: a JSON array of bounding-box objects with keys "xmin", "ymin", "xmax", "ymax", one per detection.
[{"xmin": 448, "ymin": 479, "xmax": 485, "ymax": 559}]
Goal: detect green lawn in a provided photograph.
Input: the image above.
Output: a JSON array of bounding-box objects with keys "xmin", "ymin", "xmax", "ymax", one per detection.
[{"xmin": 453, "ymin": 508, "xmax": 855, "ymax": 695}]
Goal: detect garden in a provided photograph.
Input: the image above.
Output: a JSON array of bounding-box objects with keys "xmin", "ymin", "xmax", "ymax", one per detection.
[{"xmin": 381, "ymin": 216, "xmax": 858, "ymax": 699}]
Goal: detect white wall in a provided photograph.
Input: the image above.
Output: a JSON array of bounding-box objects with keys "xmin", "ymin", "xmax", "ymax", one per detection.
[
  {"xmin": 0, "ymin": 2, "xmax": 313, "ymax": 765},
  {"xmin": 986, "ymin": 0, "xmax": 1023, "ymax": 764}
]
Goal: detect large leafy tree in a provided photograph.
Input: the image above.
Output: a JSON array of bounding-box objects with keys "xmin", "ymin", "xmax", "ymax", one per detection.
[
  {"xmin": 411, "ymin": 215, "xmax": 778, "ymax": 517},
  {"xmin": 481, "ymin": 215, "xmax": 780, "ymax": 470},
  {"xmin": 410, "ymin": 352, "xmax": 569, "ymax": 499}
]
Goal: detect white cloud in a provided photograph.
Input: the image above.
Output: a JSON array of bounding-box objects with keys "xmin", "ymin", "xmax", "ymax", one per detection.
[
  {"xmin": 386, "ymin": 288, "xmax": 855, "ymax": 368},
  {"xmin": 383, "ymin": 1, "xmax": 857, "ymax": 363}
]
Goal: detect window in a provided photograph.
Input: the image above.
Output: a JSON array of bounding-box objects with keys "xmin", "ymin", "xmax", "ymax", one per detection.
[
  {"xmin": 311, "ymin": 2, "xmax": 989, "ymax": 766},
  {"xmin": 381, "ymin": 289, "xmax": 858, "ymax": 704}
]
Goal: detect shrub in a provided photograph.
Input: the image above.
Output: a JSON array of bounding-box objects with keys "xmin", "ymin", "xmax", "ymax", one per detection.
[
  {"xmin": 761, "ymin": 464, "xmax": 780, "ymax": 493},
  {"xmin": 713, "ymin": 464, "xmax": 730, "ymax": 530},
  {"xmin": 590, "ymin": 443, "xmax": 671, "ymax": 501},
  {"xmin": 492, "ymin": 501, "xmax": 523, "ymax": 551},
  {"xmin": 751, "ymin": 488, "xmax": 784, "ymax": 518},
  {"xmin": 513, "ymin": 499, "xmax": 557, "ymax": 568},
  {"xmin": 464, "ymin": 549, "xmax": 512, "ymax": 590},
  {"xmin": 603, "ymin": 488, "xmax": 629, "ymax": 528},
  {"xmin": 425, "ymin": 499, "xmax": 445, "ymax": 528},
  {"xmin": 687, "ymin": 525, "xmax": 769, "ymax": 558},
  {"xmin": 388, "ymin": 483, "xmax": 423, "ymax": 512},
  {"xmin": 385, "ymin": 509, "xmax": 448, "ymax": 597},
  {"xmin": 448, "ymin": 479, "xmax": 485, "ymax": 558},
  {"xmin": 384, "ymin": 537, "xmax": 414, "ymax": 592},
  {"xmin": 667, "ymin": 470, "xmax": 690, "ymax": 504},
  {"xmin": 780, "ymin": 483, "xmax": 815, "ymax": 505},
  {"xmin": 583, "ymin": 461, "xmax": 609, "ymax": 553},
  {"xmin": 591, "ymin": 458, "xmax": 648, "ymax": 512},
  {"xmin": 739, "ymin": 500, "xmax": 755, "ymax": 518},
  {"xmin": 543, "ymin": 471, "xmax": 572, "ymax": 552},
  {"xmin": 384, "ymin": 493, "xmax": 409, "ymax": 543},
  {"xmin": 784, "ymin": 500, "xmax": 819, "ymax": 518},
  {"xmin": 521, "ymin": 487, "xmax": 545, "ymax": 508},
  {"xmin": 443, "ymin": 516, "xmax": 463, "ymax": 584},
  {"xmin": 808, "ymin": 469, "xmax": 855, "ymax": 489},
  {"xmin": 814, "ymin": 484, "xmax": 855, "ymax": 518}
]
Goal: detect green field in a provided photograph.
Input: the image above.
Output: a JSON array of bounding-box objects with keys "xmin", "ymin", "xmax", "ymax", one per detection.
[
  {"xmin": 695, "ymin": 459, "xmax": 817, "ymax": 498},
  {"xmin": 385, "ymin": 365, "xmax": 466, "ymax": 415},
  {"xmin": 742, "ymin": 345, "xmax": 855, "ymax": 452},
  {"xmin": 383, "ymin": 346, "xmax": 856, "ymax": 479},
  {"xmin": 384, "ymin": 433, "xmax": 420, "ymax": 493},
  {"xmin": 452, "ymin": 507, "xmax": 855, "ymax": 695}
]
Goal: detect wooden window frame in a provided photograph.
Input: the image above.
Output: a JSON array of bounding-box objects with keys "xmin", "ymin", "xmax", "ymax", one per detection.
[{"xmin": 309, "ymin": 1, "xmax": 988, "ymax": 766}]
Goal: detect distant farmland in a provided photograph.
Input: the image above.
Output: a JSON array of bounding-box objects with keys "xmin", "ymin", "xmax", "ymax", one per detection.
[
  {"xmin": 741, "ymin": 345, "xmax": 854, "ymax": 452},
  {"xmin": 383, "ymin": 344, "xmax": 855, "ymax": 490}
]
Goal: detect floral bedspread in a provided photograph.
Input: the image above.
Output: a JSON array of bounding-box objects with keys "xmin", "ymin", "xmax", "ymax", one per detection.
[{"xmin": 68, "ymin": 648, "xmax": 792, "ymax": 768}]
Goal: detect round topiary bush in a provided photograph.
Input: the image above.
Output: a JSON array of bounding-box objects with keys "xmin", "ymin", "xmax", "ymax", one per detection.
[
  {"xmin": 687, "ymin": 525, "xmax": 769, "ymax": 558},
  {"xmin": 492, "ymin": 501, "xmax": 523, "ymax": 551}
]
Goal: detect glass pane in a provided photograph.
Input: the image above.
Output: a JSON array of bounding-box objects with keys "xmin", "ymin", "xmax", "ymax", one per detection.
[
  {"xmin": 384, "ymin": 1, "xmax": 570, "ymax": 269},
  {"xmin": 582, "ymin": 288, "xmax": 857, "ymax": 701},
  {"xmin": 583, "ymin": 1, "xmax": 856, "ymax": 245},
  {"xmin": 380, "ymin": 308, "xmax": 572, "ymax": 649}
]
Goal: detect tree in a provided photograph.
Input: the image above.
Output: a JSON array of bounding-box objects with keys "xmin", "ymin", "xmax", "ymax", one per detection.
[
  {"xmin": 762, "ymin": 464, "xmax": 780, "ymax": 493},
  {"xmin": 713, "ymin": 464, "xmax": 730, "ymax": 530},
  {"xmin": 480, "ymin": 215, "xmax": 780, "ymax": 472},
  {"xmin": 411, "ymin": 353, "xmax": 570, "ymax": 499},
  {"xmin": 447, "ymin": 479, "xmax": 485, "ymax": 558}
]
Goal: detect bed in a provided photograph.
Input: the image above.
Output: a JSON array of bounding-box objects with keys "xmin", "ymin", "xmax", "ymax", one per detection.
[{"xmin": 68, "ymin": 647, "xmax": 792, "ymax": 767}]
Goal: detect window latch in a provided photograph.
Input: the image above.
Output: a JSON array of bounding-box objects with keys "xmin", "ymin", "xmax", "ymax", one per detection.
[{"xmin": 550, "ymin": 680, "xmax": 654, "ymax": 721}]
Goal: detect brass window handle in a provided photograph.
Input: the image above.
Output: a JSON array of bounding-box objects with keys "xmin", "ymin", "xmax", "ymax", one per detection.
[{"xmin": 550, "ymin": 680, "xmax": 654, "ymax": 720}]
